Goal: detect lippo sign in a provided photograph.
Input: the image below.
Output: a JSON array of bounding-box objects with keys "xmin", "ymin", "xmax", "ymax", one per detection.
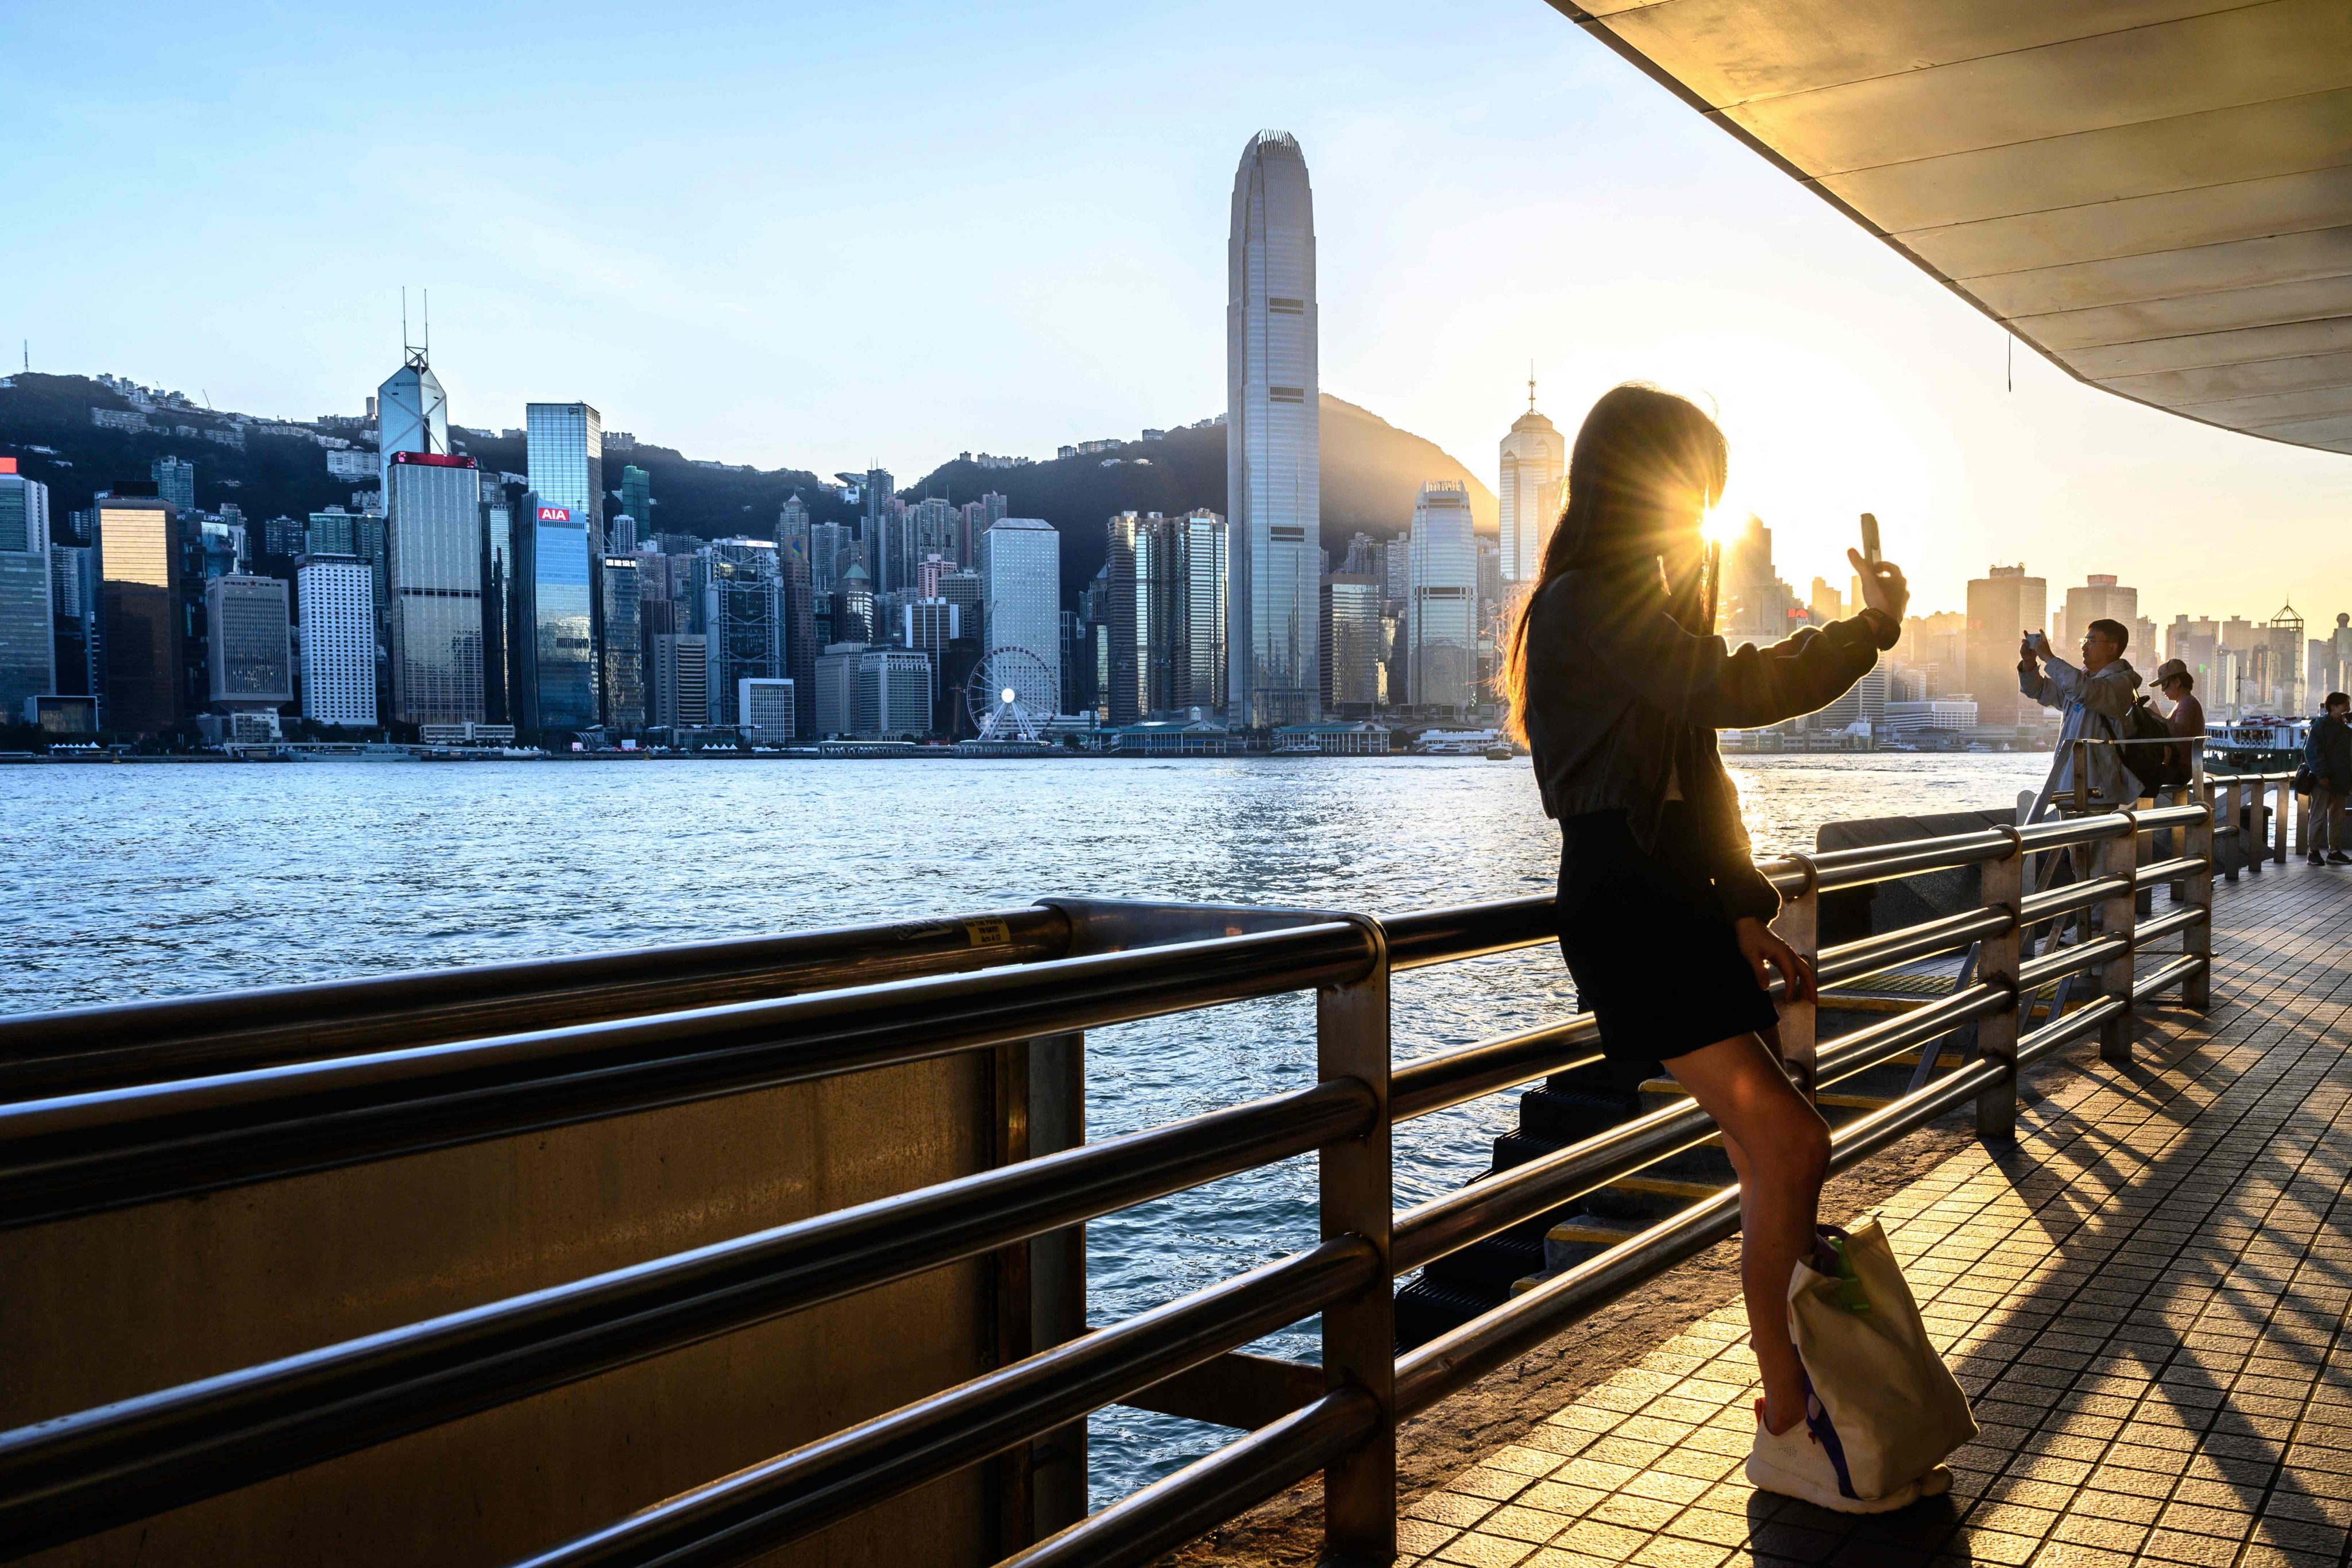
[{"xmin": 537, "ymin": 506, "xmax": 574, "ymax": 523}]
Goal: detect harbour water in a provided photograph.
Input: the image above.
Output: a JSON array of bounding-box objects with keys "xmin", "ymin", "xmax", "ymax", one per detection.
[{"xmin": 3, "ymin": 751, "xmax": 2051, "ymax": 1503}]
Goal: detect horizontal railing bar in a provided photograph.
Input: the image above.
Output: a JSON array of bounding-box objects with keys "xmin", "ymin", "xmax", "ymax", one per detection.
[
  {"xmin": 2134, "ymin": 856, "xmax": 2207, "ymax": 889},
  {"xmin": 0, "ymin": 907, "xmax": 1075, "ymax": 1098},
  {"xmin": 2133, "ymin": 955, "xmax": 2207, "ymax": 1002},
  {"xmin": 1395, "ymin": 1052, "xmax": 2009, "ymax": 1417},
  {"xmin": 0, "ymin": 1079, "xmax": 1377, "ymax": 1558},
  {"xmin": 2015, "ymin": 996, "xmax": 2127, "ymax": 1068},
  {"xmin": 2134, "ymin": 906, "xmax": 2209, "ymax": 946},
  {"xmin": 2017, "ymin": 935, "xmax": 2126, "ymax": 992},
  {"xmin": 1391, "ymin": 1019, "xmax": 1598, "ymax": 1122},
  {"xmin": 501, "ymin": 1239, "xmax": 1380, "ymax": 1568},
  {"xmin": 1382, "ymin": 897, "xmax": 1558, "ymax": 970},
  {"xmin": 1807, "ymin": 831, "xmax": 2019, "ymax": 892},
  {"xmin": 1390, "ymin": 983, "xmax": 2010, "ymax": 1275},
  {"xmin": 1118, "ymin": 1349, "xmax": 1324, "ymax": 1431},
  {"xmin": 999, "ymin": 1387, "xmax": 1380, "ymax": 1568},
  {"xmin": 1814, "ymin": 909, "xmax": 2011, "ymax": 988},
  {"xmin": 2020, "ymin": 875, "xmax": 2132, "ymax": 925},
  {"xmin": 0, "ymin": 922, "xmax": 1378, "ymax": 1231}
]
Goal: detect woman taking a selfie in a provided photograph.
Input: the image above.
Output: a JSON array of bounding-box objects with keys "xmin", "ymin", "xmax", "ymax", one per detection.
[{"xmin": 1504, "ymin": 384, "xmax": 1916, "ymax": 1511}]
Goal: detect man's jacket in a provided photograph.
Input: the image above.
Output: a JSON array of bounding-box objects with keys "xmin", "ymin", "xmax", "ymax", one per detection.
[
  {"xmin": 1521, "ymin": 562, "xmax": 1898, "ymax": 922},
  {"xmin": 2022, "ymin": 652, "xmax": 2143, "ymax": 804},
  {"xmin": 2308, "ymin": 714, "xmax": 2352, "ymax": 790}
]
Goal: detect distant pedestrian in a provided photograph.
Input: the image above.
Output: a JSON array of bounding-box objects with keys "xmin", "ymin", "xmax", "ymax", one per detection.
[
  {"xmin": 2305, "ymin": 692, "xmax": 2351, "ymax": 866},
  {"xmin": 2020, "ymin": 619, "xmax": 2142, "ymax": 818},
  {"xmin": 2154, "ymin": 659, "xmax": 2204, "ymax": 782}
]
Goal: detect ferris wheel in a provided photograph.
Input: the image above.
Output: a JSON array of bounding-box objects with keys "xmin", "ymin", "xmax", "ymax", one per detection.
[{"xmin": 964, "ymin": 647, "xmax": 1057, "ymax": 743}]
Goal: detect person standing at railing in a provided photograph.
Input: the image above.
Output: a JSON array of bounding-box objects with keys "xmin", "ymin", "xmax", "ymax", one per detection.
[
  {"xmin": 2019, "ymin": 620, "xmax": 2144, "ymax": 820},
  {"xmin": 1500, "ymin": 383, "xmax": 1930, "ymax": 1513},
  {"xmin": 2305, "ymin": 692, "xmax": 2351, "ymax": 866}
]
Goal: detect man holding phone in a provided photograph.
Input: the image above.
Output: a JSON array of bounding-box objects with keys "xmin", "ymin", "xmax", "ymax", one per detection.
[{"xmin": 2020, "ymin": 619, "xmax": 2145, "ymax": 809}]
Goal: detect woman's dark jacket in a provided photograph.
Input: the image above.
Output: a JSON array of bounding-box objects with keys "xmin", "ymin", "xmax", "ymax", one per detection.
[{"xmin": 1522, "ymin": 561, "xmax": 1899, "ymax": 922}]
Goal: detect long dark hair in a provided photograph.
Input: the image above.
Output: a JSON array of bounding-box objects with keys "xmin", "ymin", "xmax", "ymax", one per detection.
[{"xmin": 1501, "ymin": 384, "xmax": 1728, "ymax": 741}]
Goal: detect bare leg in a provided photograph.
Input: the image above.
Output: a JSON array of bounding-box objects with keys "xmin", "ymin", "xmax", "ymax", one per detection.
[{"xmin": 1663, "ymin": 1031, "xmax": 1830, "ymax": 1434}]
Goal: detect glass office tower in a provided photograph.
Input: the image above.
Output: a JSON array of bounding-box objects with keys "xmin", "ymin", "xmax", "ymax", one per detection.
[
  {"xmin": 526, "ymin": 403, "xmax": 604, "ymax": 554},
  {"xmin": 978, "ymin": 517, "xmax": 1060, "ymax": 717},
  {"xmin": 1407, "ymin": 480, "xmax": 1478, "ymax": 711},
  {"xmin": 0, "ymin": 462, "xmax": 56, "ymax": 721},
  {"xmin": 517, "ymin": 497, "xmax": 598, "ymax": 733},
  {"xmin": 1226, "ymin": 129, "xmax": 1320, "ymax": 727},
  {"xmin": 378, "ymin": 349, "xmax": 450, "ymax": 499},
  {"xmin": 204, "ymin": 575, "xmax": 293, "ymax": 710},
  {"xmin": 96, "ymin": 491, "xmax": 184, "ymax": 736},
  {"xmin": 481, "ymin": 483, "xmax": 516, "ymax": 724},
  {"xmin": 600, "ymin": 555, "xmax": 644, "ymax": 731},
  {"xmin": 385, "ymin": 453, "xmax": 485, "ymax": 725}
]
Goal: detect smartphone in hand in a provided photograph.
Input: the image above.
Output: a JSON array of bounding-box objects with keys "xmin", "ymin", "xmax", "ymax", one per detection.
[{"xmin": 1859, "ymin": 512, "xmax": 1881, "ymax": 566}]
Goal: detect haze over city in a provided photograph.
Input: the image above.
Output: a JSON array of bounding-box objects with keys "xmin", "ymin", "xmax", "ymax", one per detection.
[{"xmin": 7, "ymin": 0, "xmax": 2346, "ymax": 620}]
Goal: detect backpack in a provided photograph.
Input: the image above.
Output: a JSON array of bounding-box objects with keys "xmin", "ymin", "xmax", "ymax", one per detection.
[{"xmin": 2126, "ymin": 696, "xmax": 2189, "ymax": 789}]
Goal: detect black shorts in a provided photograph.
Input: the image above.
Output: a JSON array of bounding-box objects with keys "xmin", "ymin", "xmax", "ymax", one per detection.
[{"xmin": 1555, "ymin": 805, "xmax": 1780, "ymax": 1065}]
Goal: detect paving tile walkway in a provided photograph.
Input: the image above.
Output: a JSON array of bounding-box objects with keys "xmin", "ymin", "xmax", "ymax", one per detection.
[{"xmin": 1400, "ymin": 862, "xmax": 2352, "ymax": 1568}]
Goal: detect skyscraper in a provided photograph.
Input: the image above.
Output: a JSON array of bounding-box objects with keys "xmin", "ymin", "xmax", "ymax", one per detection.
[
  {"xmin": 979, "ymin": 516, "xmax": 1060, "ymax": 717},
  {"xmin": 377, "ymin": 347, "xmax": 450, "ymax": 500},
  {"xmin": 702, "ymin": 538, "xmax": 785, "ymax": 729},
  {"xmin": 1967, "ymin": 565, "xmax": 2049, "ymax": 729},
  {"xmin": 298, "ymin": 555, "xmax": 377, "ymax": 728},
  {"xmin": 385, "ymin": 452, "xmax": 485, "ymax": 726},
  {"xmin": 204, "ymin": 575, "xmax": 292, "ymax": 712},
  {"xmin": 651, "ymin": 632, "xmax": 709, "ymax": 729},
  {"xmin": 1227, "ymin": 129, "xmax": 1320, "ymax": 726},
  {"xmin": 96, "ymin": 490, "xmax": 184, "ymax": 736},
  {"xmin": 150, "ymin": 455, "xmax": 196, "ymax": 517},
  {"xmin": 1498, "ymin": 383, "xmax": 1565, "ymax": 584},
  {"xmin": 526, "ymin": 403, "xmax": 605, "ymax": 553},
  {"xmin": 1321, "ymin": 571, "xmax": 1384, "ymax": 713},
  {"xmin": 481, "ymin": 482, "xmax": 519, "ymax": 724},
  {"xmin": 1407, "ymin": 480, "xmax": 1478, "ymax": 711},
  {"xmin": 0, "ymin": 461, "xmax": 55, "ymax": 721},
  {"xmin": 621, "ymin": 465, "xmax": 652, "ymax": 540},
  {"xmin": 515, "ymin": 499, "xmax": 598, "ymax": 733},
  {"xmin": 600, "ymin": 556, "xmax": 644, "ymax": 730}
]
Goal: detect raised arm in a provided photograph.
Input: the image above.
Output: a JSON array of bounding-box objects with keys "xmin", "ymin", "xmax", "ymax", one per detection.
[{"xmin": 1559, "ymin": 568, "xmax": 1897, "ymax": 731}]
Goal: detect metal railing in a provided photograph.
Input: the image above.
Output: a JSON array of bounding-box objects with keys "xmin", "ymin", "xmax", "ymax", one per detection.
[{"xmin": 0, "ymin": 779, "xmax": 2284, "ymax": 1568}]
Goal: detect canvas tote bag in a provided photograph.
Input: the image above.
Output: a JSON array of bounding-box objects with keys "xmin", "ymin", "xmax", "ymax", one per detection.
[{"xmin": 1788, "ymin": 1220, "xmax": 1978, "ymax": 1500}]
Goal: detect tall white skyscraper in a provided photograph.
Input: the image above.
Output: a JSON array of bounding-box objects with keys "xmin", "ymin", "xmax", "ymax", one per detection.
[
  {"xmin": 1498, "ymin": 379, "xmax": 1565, "ymax": 584},
  {"xmin": 1408, "ymin": 480, "xmax": 1478, "ymax": 711},
  {"xmin": 299, "ymin": 555, "xmax": 378, "ymax": 728},
  {"xmin": 0, "ymin": 461, "xmax": 55, "ymax": 721},
  {"xmin": 1226, "ymin": 130, "xmax": 1320, "ymax": 727},
  {"xmin": 377, "ymin": 348, "xmax": 450, "ymax": 500},
  {"xmin": 385, "ymin": 453, "xmax": 486, "ymax": 725},
  {"xmin": 979, "ymin": 516, "xmax": 1061, "ymax": 718}
]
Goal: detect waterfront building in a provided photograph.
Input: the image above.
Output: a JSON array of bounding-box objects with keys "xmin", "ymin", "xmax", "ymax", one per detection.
[
  {"xmin": 1966, "ymin": 564, "xmax": 2048, "ymax": 729},
  {"xmin": 600, "ymin": 556, "xmax": 644, "ymax": 731},
  {"xmin": 979, "ymin": 516, "xmax": 1060, "ymax": 716},
  {"xmin": 1320, "ymin": 571, "xmax": 1384, "ymax": 713},
  {"xmin": 777, "ymin": 492, "xmax": 811, "ymax": 569},
  {"xmin": 1106, "ymin": 509, "xmax": 1226, "ymax": 723},
  {"xmin": 481, "ymin": 484, "xmax": 518, "ymax": 725},
  {"xmin": 739, "ymin": 677, "xmax": 795, "ymax": 743},
  {"xmin": 855, "ymin": 648, "xmax": 933, "ymax": 739},
  {"xmin": 1717, "ymin": 513, "xmax": 1801, "ymax": 647},
  {"xmin": 607, "ymin": 514, "xmax": 638, "ymax": 555},
  {"xmin": 377, "ymin": 347, "xmax": 450, "ymax": 500},
  {"xmin": 621, "ymin": 466, "xmax": 652, "ymax": 540},
  {"xmin": 385, "ymin": 452, "xmax": 485, "ymax": 727},
  {"xmin": 1883, "ymin": 698, "xmax": 1979, "ymax": 738},
  {"xmin": 298, "ymin": 554, "xmax": 376, "ymax": 728},
  {"xmin": 2055, "ymin": 574, "xmax": 2138, "ymax": 656},
  {"xmin": 1226, "ymin": 129, "xmax": 1321, "ymax": 727},
  {"xmin": 904, "ymin": 497, "xmax": 958, "ymax": 582},
  {"xmin": 1810, "ymin": 577, "xmax": 1844, "ymax": 624},
  {"xmin": 898, "ymin": 597, "xmax": 961, "ymax": 694},
  {"xmin": 515, "ymin": 499, "xmax": 598, "ymax": 733},
  {"xmin": 781, "ymin": 549, "xmax": 817, "ymax": 739},
  {"xmin": 814, "ymin": 641, "xmax": 863, "ymax": 737},
  {"xmin": 0, "ymin": 461, "xmax": 55, "ymax": 721},
  {"xmin": 203, "ymin": 574, "xmax": 292, "ymax": 713},
  {"xmin": 1497, "ymin": 386, "xmax": 1564, "ymax": 584},
  {"xmin": 650, "ymin": 632, "xmax": 709, "ymax": 729},
  {"xmin": 810, "ymin": 518, "xmax": 854, "ymax": 594},
  {"xmin": 527, "ymin": 402, "xmax": 606, "ymax": 704},
  {"xmin": 702, "ymin": 537, "xmax": 783, "ymax": 729},
  {"xmin": 150, "ymin": 455, "xmax": 196, "ymax": 517},
  {"xmin": 95, "ymin": 489, "xmax": 184, "ymax": 736},
  {"xmin": 1407, "ymin": 480, "xmax": 1477, "ymax": 712},
  {"xmin": 1816, "ymin": 665, "xmax": 1888, "ymax": 733},
  {"xmin": 838, "ymin": 562, "xmax": 874, "ymax": 644}
]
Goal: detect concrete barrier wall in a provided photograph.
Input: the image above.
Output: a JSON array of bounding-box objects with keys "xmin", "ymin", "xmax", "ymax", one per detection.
[{"xmin": 6, "ymin": 1052, "xmax": 1005, "ymax": 1568}]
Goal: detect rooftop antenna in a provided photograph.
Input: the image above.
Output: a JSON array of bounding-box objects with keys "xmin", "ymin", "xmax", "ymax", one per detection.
[
  {"xmin": 1528, "ymin": 360, "xmax": 1537, "ymax": 412},
  {"xmin": 422, "ymin": 289, "xmax": 430, "ymax": 360}
]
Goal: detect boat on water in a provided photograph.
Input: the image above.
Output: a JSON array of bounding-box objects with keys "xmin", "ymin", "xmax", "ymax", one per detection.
[{"xmin": 2206, "ymin": 715, "xmax": 2308, "ymax": 774}]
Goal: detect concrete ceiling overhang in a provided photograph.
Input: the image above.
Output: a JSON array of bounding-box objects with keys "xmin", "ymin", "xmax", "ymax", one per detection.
[{"xmin": 1551, "ymin": 0, "xmax": 2352, "ymax": 455}]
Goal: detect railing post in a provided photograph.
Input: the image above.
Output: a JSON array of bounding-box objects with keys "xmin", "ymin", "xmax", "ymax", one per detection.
[
  {"xmin": 1318, "ymin": 920, "xmax": 1393, "ymax": 1566},
  {"xmin": 991, "ymin": 1039, "xmax": 1037, "ymax": 1555},
  {"xmin": 1770, "ymin": 856, "xmax": 1820, "ymax": 1096},
  {"xmin": 2098, "ymin": 812, "xmax": 2138, "ymax": 1063},
  {"xmin": 2246, "ymin": 777, "xmax": 2264, "ymax": 875},
  {"xmin": 1975, "ymin": 828, "xmax": 2025, "ymax": 1141},
  {"xmin": 2274, "ymin": 773, "xmax": 2292, "ymax": 864},
  {"xmin": 2184, "ymin": 773, "xmax": 2214, "ymax": 1010},
  {"xmin": 2223, "ymin": 778, "xmax": 2243, "ymax": 882},
  {"xmin": 1026, "ymin": 1032, "xmax": 1088, "ymax": 1542}
]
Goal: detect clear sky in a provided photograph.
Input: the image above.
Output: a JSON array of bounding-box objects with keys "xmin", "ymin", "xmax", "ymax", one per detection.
[{"xmin": 6, "ymin": 0, "xmax": 2345, "ymax": 628}]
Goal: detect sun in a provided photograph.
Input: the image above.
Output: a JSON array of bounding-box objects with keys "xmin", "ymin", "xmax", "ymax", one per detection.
[{"xmin": 1700, "ymin": 491, "xmax": 1746, "ymax": 547}]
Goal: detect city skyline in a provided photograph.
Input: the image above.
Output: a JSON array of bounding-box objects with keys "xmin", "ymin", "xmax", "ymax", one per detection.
[{"xmin": 7, "ymin": 3, "xmax": 2343, "ymax": 623}]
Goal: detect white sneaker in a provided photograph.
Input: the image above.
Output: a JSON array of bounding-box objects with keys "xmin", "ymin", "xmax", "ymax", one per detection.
[{"xmin": 1745, "ymin": 1399, "xmax": 1926, "ymax": 1513}]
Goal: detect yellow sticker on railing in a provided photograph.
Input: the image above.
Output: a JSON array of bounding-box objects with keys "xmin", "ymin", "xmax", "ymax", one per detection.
[{"xmin": 965, "ymin": 918, "xmax": 1011, "ymax": 949}]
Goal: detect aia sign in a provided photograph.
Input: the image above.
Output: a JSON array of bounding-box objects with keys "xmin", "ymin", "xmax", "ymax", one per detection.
[{"xmin": 538, "ymin": 506, "xmax": 573, "ymax": 523}]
